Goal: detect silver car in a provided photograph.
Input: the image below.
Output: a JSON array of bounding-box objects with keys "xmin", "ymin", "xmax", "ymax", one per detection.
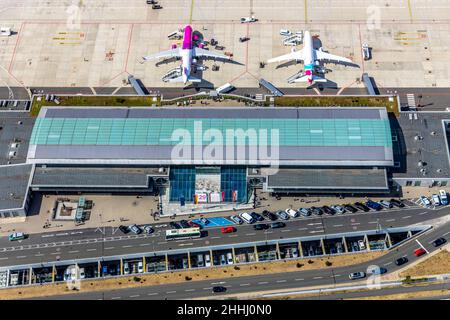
[
  {"xmin": 276, "ymin": 210, "xmax": 289, "ymax": 220},
  {"xmin": 298, "ymin": 208, "xmax": 311, "ymax": 217},
  {"xmin": 230, "ymin": 215, "xmax": 244, "ymax": 225},
  {"xmin": 348, "ymin": 272, "xmax": 366, "ymax": 280},
  {"xmin": 331, "ymin": 205, "xmax": 345, "ymax": 214}
]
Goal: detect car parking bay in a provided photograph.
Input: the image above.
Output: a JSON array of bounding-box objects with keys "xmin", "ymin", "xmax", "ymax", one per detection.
[
  {"xmin": 145, "ymin": 255, "xmax": 167, "ymax": 273},
  {"xmin": 100, "ymin": 260, "xmax": 121, "ymax": 277},
  {"xmin": 279, "ymin": 242, "xmax": 300, "ymax": 259},
  {"xmin": 345, "ymin": 236, "xmax": 367, "ymax": 253},
  {"xmin": 256, "ymin": 244, "xmax": 279, "ymax": 261},
  {"xmin": 192, "ymin": 217, "xmax": 235, "ymax": 228},
  {"xmin": 301, "ymin": 240, "xmax": 324, "ymax": 257},
  {"xmin": 77, "ymin": 262, "xmax": 99, "ymax": 278},
  {"xmin": 167, "ymin": 253, "xmax": 190, "ymax": 270},
  {"xmin": 323, "ymin": 238, "xmax": 346, "ymax": 255}
]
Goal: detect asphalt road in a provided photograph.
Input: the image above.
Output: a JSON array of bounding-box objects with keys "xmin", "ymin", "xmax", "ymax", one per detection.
[
  {"xmin": 0, "ymin": 201, "xmax": 443, "ymax": 268},
  {"xmin": 30, "ymin": 219, "xmax": 450, "ymax": 300}
]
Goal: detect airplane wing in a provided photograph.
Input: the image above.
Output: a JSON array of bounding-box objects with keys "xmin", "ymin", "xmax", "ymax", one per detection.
[
  {"xmin": 315, "ymin": 50, "xmax": 352, "ymax": 64},
  {"xmin": 267, "ymin": 49, "xmax": 305, "ymax": 64},
  {"xmin": 142, "ymin": 48, "xmax": 181, "ymax": 61},
  {"xmin": 193, "ymin": 47, "xmax": 231, "ymax": 60}
]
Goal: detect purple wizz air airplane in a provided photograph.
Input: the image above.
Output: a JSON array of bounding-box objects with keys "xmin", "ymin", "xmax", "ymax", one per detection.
[{"xmin": 143, "ymin": 25, "xmax": 231, "ymax": 84}]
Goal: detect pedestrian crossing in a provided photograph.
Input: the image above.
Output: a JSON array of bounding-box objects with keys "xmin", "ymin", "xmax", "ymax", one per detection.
[{"xmin": 406, "ymin": 93, "xmax": 416, "ymax": 110}]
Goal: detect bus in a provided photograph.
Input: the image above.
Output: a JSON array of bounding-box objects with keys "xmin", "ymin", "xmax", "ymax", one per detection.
[{"xmin": 165, "ymin": 227, "xmax": 201, "ymax": 240}]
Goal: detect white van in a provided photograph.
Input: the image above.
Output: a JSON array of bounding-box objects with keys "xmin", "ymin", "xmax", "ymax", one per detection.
[
  {"xmin": 285, "ymin": 208, "xmax": 298, "ymax": 218},
  {"xmin": 226, "ymin": 252, "xmax": 234, "ymax": 265},
  {"xmin": 439, "ymin": 190, "xmax": 448, "ymax": 205},
  {"xmin": 0, "ymin": 27, "xmax": 11, "ymax": 36},
  {"xmin": 205, "ymin": 254, "xmax": 211, "ymax": 267},
  {"xmin": 239, "ymin": 212, "xmax": 254, "ymax": 224},
  {"xmin": 216, "ymin": 83, "xmax": 234, "ymax": 94},
  {"xmin": 197, "ymin": 254, "xmax": 205, "ymax": 267},
  {"xmin": 279, "ymin": 29, "xmax": 292, "ymax": 36}
]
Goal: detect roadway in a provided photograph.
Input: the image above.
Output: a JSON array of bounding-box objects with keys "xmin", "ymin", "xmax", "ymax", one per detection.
[
  {"xmin": 0, "ymin": 201, "xmax": 446, "ymax": 268},
  {"xmin": 29, "ymin": 219, "xmax": 450, "ymax": 300}
]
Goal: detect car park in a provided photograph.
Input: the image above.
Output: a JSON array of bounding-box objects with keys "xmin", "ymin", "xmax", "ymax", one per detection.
[
  {"xmin": 354, "ymin": 202, "xmax": 370, "ymax": 212},
  {"xmin": 395, "ymin": 257, "xmax": 408, "ymax": 266},
  {"xmin": 285, "ymin": 208, "xmax": 298, "ymax": 218},
  {"xmin": 366, "ymin": 200, "xmax": 382, "ymax": 211},
  {"xmin": 119, "ymin": 225, "xmax": 130, "ymax": 234},
  {"xmin": 431, "ymin": 194, "xmax": 441, "ymax": 206},
  {"xmin": 8, "ymin": 232, "xmax": 27, "ymax": 241},
  {"xmin": 344, "ymin": 204, "xmax": 358, "ymax": 213},
  {"xmin": 276, "ymin": 210, "xmax": 290, "ymax": 220},
  {"xmin": 432, "ymin": 237, "xmax": 446, "ymax": 247},
  {"xmin": 414, "ymin": 248, "xmax": 426, "ymax": 257},
  {"xmin": 367, "ymin": 266, "xmax": 387, "ymax": 275},
  {"xmin": 240, "ymin": 212, "xmax": 255, "ymax": 224},
  {"xmin": 379, "ymin": 200, "xmax": 393, "ymax": 208},
  {"xmin": 251, "ymin": 212, "xmax": 264, "ymax": 222},
  {"xmin": 170, "ymin": 221, "xmax": 181, "ymax": 229},
  {"xmin": 230, "ymin": 215, "xmax": 244, "ymax": 224},
  {"xmin": 221, "ymin": 226, "xmax": 235, "ymax": 234},
  {"xmin": 143, "ymin": 225, "xmax": 154, "ymax": 234},
  {"xmin": 390, "ymin": 199, "xmax": 405, "ymax": 208},
  {"xmin": 212, "ymin": 286, "xmax": 227, "ymax": 293},
  {"xmin": 310, "ymin": 206, "xmax": 323, "ymax": 215},
  {"xmin": 253, "ymin": 223, "xmax": 269, "ymax": 230},
  {"xmin": 420, "ymin": 196, "xmax": 431, "ymax": 207},
  {"xmin": 331, "ymin": 205, "xmax": 345, "ymax": 214},
  {"xmin": 128, "ymin": 224, "xmax": 142, "ymax": 234},
  {"xmin": 271, "ymin": 222, "xmax": 286, "ymax": 229},
  {"xmin": 348, "ymin": 272, "xmax": 366, "ymax": 280},
  {"xmin": 322, "ymin": 206, "xmax": 335, "ymax": 215},
  {"xmin": 298, "ymin": 208, "xmax": 311, "ymax": 217}
]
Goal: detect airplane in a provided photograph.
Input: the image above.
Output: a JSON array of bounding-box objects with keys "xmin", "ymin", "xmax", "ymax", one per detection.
[
  {"xmin": 142, "ymin": 25, "xmax": 232, "ymax": 84},
  {"xmin": 267, "ymin": 30, "xmax": 356, "ymax": 85}
]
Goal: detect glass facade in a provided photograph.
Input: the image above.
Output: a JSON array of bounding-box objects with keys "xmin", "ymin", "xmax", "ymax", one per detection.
[{"xmin": 169, "ymin": 166, "xmax": 247, "ymax": 203}]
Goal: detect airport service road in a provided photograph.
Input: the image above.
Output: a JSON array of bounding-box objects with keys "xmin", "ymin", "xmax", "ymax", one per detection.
[
  {"xmin": 0, "ymin": 204, "xmax": 446, "ymax": 268},
  {"xmin": 32, "ymin": 221, "xmax": 450, "ymax": 300}
]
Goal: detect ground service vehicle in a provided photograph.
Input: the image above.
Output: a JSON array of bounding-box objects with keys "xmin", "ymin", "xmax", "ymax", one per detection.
[{"xmin": 166, "ymin": 227, "xmax": 201, "ymax": 240}]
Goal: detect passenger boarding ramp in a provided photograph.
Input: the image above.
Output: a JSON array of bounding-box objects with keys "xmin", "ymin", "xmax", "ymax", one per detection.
[
  {"xmin": 128, "ymin": 75, "xmax": 148, "ymax": 96},
  {"xmin": 162, "ymin": 67, "xmax": 182, "ymax": 82},
  {"xmin": 362, "ymin": 73, "xmax": 377, "ymax": 95},
  {"xmin": 259, "ymin": 79, "xmax": 284, "ymax": 97}
]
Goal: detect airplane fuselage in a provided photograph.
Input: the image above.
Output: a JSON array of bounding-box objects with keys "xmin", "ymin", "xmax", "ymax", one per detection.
[
  {"xmin": 302, "ymin": 31, "xmax": 315, "ymax": 84},
  {"xmin": 180, "ymin": 25, "xmax": 194, "ymax": 84}
]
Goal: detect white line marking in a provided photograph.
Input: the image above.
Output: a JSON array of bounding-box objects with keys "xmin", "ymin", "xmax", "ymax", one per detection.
[
  {"xmin": 333, "ymin": 224, "xmax": 344, "ymax": 227},
  {"xmin": 386, "ymin": 219, "xmax": 396, "ymax": 222},
  {"xmin": 16, "ymin": 255, "xmax": 26, "ymax": 258},
  {"xmin": 147, "ymin": 293, "xmax": 158, "ymax": 296},
  {"xmin": 368, "ymin": 221, "xmax": 378, "ymax": 224},
  {"xmin": 55, "ymin": 233, "xmax": 69, "ymax": 236},
  {"xmin": 442, "ymin": 231, "xmax": 450, "ymax": 237},
  {"xmin": 297, "ymin": 227, "xmax": 308, "ymax": 231},
  {"xmin": 111, "ymin": 297, "xmax": 121, "ymax": 300},
  {"xmin": 245, "ymin": 233, "xmax": 256, "ymax": 236},
  {"xmin": 86, "ymin": 248, "xmax": 97, "ymax": 252},
  {"xmin": 313, "ymin": 276, "xmax": 323, "ymax": 280},
  {"xmin": 104, "ymin": 247, "xmax": 114, "ymax": 250},
  {"xmin": 240, "ymin": 283, "xmax": 250, "ymax": 286},
  {"xmin": 34, "ymin": 254, "xmax": 43, "ymax": 257},
  {"xmin": 281, "ymin": 230, "xmax": 291, "ymax": 232},
  {"xmin": 185, "ymin": 289, "xmax": 195, "ymax": 292},
  {"xmin": 139, "ymin": 243, "xmax": 150, "ymax": 246},
  {"xmin": 0, "ymin": 257, "xmax": 8, "ymax": 260},
  {"xmin": 129, "ymin": 294, "xmax": 140, "ymax": 298},
  {"xmin": 228, "ymin": 234, "xmax": 238, "ymax": 237},
  {"xmin": 68, "ymin": 250, "xmax": 79, "ymax": 253},
  {"xmin": 415, "ymin": 239, "xmax": 429, "ymax": 254},
  {"xmin": 258, "ymin": 282, "xmax": 269, "ymax": 285},
  {"xmin": 166, "ymin": 291, "xmax": 176, "ymax": 294},
  {"xmin": 203, "ymin": 287, "xmax": 212, "ymax": 290},
  {"xmin": 276, "ymin": 280, "xmax": 287, "ymax": 283},
  {"xmin": 402, "ymin": 216, "xmax": 411, "ymax": 219},
  {"xmin": 211, "ymin": 237, "xmax": 221, "ymax": 239},
  {"xmin": 122, "ymin": 245, "xmax": 132, "ymax": 248},
  {"xmin": 295, "ymin": 278, "xmax": 304, "ymax": 281},
  {"xmin": 41, "ymin": 235, "xmax": 54, "ymax": 238},
  {"xmin": 384, "ymin": 262, "xmax": 392, "ymax": 266}
]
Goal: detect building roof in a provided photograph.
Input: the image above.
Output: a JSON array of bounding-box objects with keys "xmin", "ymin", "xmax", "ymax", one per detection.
[
  {"xmin": 27, "ymin": 107, "xmax": 394, "ymax": 166},
  {"xmin": 265, "ymin": 167, "xmax": 388, "ymax": 191},
  {"xmin": 0, "ymin": 164, "xmax": 33, "ymax": 211},
  {"xmin": 391, "ymin": 112, "xmax": 450, "ymax": 180}
]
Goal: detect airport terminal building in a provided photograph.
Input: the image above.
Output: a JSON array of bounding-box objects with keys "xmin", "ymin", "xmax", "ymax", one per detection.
[{"xmin": 10, "ymin": 106, "xmax": 391, "ymax": 214}]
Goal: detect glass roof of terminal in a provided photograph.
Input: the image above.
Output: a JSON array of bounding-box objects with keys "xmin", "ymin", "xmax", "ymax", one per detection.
[{"xmin": 30, "ymin": 117, "xmax": 392, "ymax": 147}]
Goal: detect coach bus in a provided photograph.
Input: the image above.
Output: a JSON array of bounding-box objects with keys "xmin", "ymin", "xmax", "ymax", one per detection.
[{"xmin": 165, "ymin": 227, "xmax": 201, "ymax": 240}]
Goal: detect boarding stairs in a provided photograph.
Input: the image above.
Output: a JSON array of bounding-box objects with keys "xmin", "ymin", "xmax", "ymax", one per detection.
[{"xmin": 162, "ymin": 67, "xmax": 182, "ymax": 82}]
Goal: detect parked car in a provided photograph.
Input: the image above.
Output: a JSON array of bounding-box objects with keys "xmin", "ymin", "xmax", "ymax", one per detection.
[
  {"xmin": 221, "ymin": 226, "xmax": 235, "ymax": 234},
  {"xmin": 187, "ymin": 221, "xmax": 201, "ymax": 228},
  {"xmin": 240, "ymin": 212, "xmax": 255, "ymax": 224},
  {"xmin": 253, "ymin": 223, "xmax": 269, "ymax": 231},
  {"xmin": 420, "ymin": 196, "xmax": 431, "ymax": 207},
  {"xmin": 200, "ymin": 217, "xmax": 210, "ymax": 225},
  {"xmin": 204, "ymin": 254, "xmax": 211, "ymax": 267},
  {"xmin": 279, "ymin": 29, "xmax": 292, "ymax": 36},
  {"xmin": 291, "ymin": 247, "xmax": 299, "ymax": 258},
  {"xmin": 379, "ymin": 200, "xmax": 393, "ymax": 209},
  {"xmin": 119, "ymin": 225, "xmax": 130, "ymax": 234},
  {"xmin": 220, "ymin": 255, "xmax": 227, "ymax": 265},
  {"xmin": 128, "ymin": 224, "xmax": 142, "ymax": 234},
  {"xmin": 331, "ymin": 205, "xmax": 345, "ymax": 214},
  {"xmin": 394, "ymin": 257, "xmax": 408, "ymax": 266},
  {"xmin": 439, "ymin": 190, "xmax": 448, "ymax": 205},
  {"xmin": 240, "ymin": 16, "xmax": 257, "ymax": 23},
  {"xmin": 179, "ymin": 220, "xmax": 190, "ymax": 228},
  {"xmin": 263, "ymin": 211, "xmax": 278, "ymax": 221},
  {"xmin": 298, "ymin": 208, "xmax": 311, "ymax": 217},
  {"xmin": 123, "ymin": 262, "xmax": 130, "ymax": 275},
  {"xmin": 251, "ymin": 212, "xmax": 264, "ymax": 222},
  {"xmin": 414, "ymin": 248, "xmax": 426, "ymax": 257},
  {"xmin": 143, "ymin": 225, "xmax": 154, "ymax": 234},
  {"xmin": 212, "ymin": 286, "xmax": 227, "ymax": 293},
  {"xmin": 170, "ymin": 221, "xmax": 181, "ymax": 229},
  {"xmin": 366, "ymin": 200, "xmax": 382, "ymax": 211},
  {"xmin": 431, "ymin": 194, "xmax": 441, "ymax": 206},
  {"xmin": 8, "ymin": 232, "xmax": 27, "ymax": 241},
  {"xmin": 230, "ymin": 215, "xmax": 244, "ymax": 225},
  {"xmin": 310, "ymin": 206, "xmax": 323, "ymax": 215},
  {"xmin": 344, "ymin": 204, "xmax": 358, "ymax": 213},
  {"xmin": 226, "ymin": 252, "xmax": 234, "ymax": 265},
  {"xmin": 275, "ymin": 210, "xmax": 290, "ymax": 220},
  {"xmin": 358, "ymin": 240, "xmax": 366, "ymax": 250},
  {"xmin": 270, "ymin": 222, "xmax": 286, "ymax": 229},
  {"xmin": 285, "ymin": 208, "xmax": 298, "ymax": 218},
  {"xmin": 348, "ymin": 272, "xmax": 366, "ymax": 280},
  {"xmin": 322, "ymin": 206, "xmax": 335, "ymax": 215},
  {"xmin": 390, "ymin": 199, "xmax": 405, "ymax": 208},
  {"xmin": 354, "ymin": 202, "xmax": 370, "ymax": 212},
  {"xmin": 432, "ymin": 237, "xmax": 446, "ymax": 247},
  {"xmin": 137, "ymin": 261, "xmax": 144, "ymax": 273}
]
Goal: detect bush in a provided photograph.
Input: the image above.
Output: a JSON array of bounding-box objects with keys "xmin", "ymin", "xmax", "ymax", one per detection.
[
  {"xmin": 185, "ymin": 276, "xmax": 192, "ymax": 281},
  {"xmin": 325, "ymin": 261, "xmax": 332, "ymax": 267},
  {"xmin": 296, "ymin": 263, "xmax": 304, "ymax": 268},
  {"xmin": 308, "ymin": 260, "xmax": 314, "ymax": 264},
  {"xmin": 234, "ymin": 266, "xmax": 240, "ymax": 270},
  {"xmin": 133, "ymin": 276, "xmax": 141, "ymax": 282}
]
